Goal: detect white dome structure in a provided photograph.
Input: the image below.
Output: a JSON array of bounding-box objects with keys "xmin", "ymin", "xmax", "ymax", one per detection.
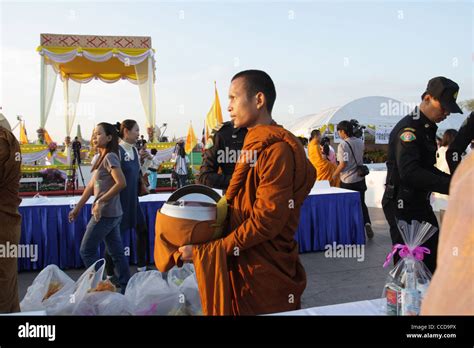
[{"xmin": 286, "ymin": 96, "xmax": 467, "ymax": 137}]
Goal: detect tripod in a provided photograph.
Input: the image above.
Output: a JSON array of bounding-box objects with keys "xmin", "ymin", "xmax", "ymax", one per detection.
[{"xmin": 72, "ymin": 152, "xmax": 86, "ymax": 189}]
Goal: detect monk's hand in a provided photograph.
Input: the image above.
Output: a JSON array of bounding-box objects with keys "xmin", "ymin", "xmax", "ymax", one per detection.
[{"xmin": 178, "ymin": 245, "xmax": 194, "ymax": 262}]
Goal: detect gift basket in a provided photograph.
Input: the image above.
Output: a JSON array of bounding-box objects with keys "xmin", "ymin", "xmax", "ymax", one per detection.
[{"xmin": 381, "ymin": 220, "xmax": 437, "ymax": 316}]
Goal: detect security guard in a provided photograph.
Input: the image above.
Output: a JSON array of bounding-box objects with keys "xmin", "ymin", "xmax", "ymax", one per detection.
[
  {"xmin": 382, "ymin": 76, "xmax": 463, "ymax": 274},
  {"xmin": 198, "ymin": 121, "xmax": 247, "ymax": 192}
]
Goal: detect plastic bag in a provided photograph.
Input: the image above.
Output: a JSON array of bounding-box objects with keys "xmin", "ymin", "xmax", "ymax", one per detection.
[
  {"xmin": 73, "ymin": 291, "xmax": 133, "ymax": 315},
  {"xmin": 167, "ymin": 263, "xmax": 195, "ymax": 287},
  {"xmin": 20, "ymin": 264, "xmax": 75, "ymax": 312},
  {"xmin": 381, "ymin": 220, "xmax": 437, "ymax": 316},
  {"xmin": 46, "ymin": 258, "xmax": 106, "ymax": 315},
  {"xmin": 166, "ymin": 265, "xmax": 202, "ymax": 315},
  {"xmin": 180, "ymin": 272, "xmax": 202, "ymax": 315},
  {"xmin": 124, "ymin": 270, "xmax": 186, "ymax": 315}
]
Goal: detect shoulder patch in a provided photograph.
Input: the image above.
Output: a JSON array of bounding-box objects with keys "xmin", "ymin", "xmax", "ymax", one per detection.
[
  {"xmin": 400, "ymin": 131, "xmax": 416, "ymax": 142},
  {"xmin": 403, "ymin": 127, "xmax": 416, "ymax": 132}
]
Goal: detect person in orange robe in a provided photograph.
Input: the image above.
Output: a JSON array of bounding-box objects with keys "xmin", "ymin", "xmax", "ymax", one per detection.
[
  {"xmin": 308, "ymin": 129, "xmax": 340, "ymax": 187},
  {"xmin": 179, "ymin": 70, "xmax": 316, "ymax": 315},
  {"xmin": 0, "ymin": 114, "xmax": 22, "ymax": 313},
  {"xmin": 421, "ymin": 152, "xmax": 474, "ymax": 315}
]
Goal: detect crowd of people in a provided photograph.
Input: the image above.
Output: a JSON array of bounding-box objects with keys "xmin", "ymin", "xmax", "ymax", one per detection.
[{"xmin": 0, "ymin": 71, "xmax": 472, "ymax": 315}]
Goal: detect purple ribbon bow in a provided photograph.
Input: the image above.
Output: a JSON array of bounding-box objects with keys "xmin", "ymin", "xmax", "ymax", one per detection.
[{"xmin": 383, "ymin": 244, "xmax": 431, "ymax": 268}]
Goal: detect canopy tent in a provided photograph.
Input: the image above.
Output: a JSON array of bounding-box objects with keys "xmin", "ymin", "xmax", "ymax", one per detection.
[
  {"xmin": 37, "ymin": 33, "xmax": 157, "ymax": 140},
  {"xmin": 287, "ymin": 96, "xmax": 467, "ymax": 138},
  {"xmin": 286, "ymin": 96, "xmax": 407, "ymax": 138}
]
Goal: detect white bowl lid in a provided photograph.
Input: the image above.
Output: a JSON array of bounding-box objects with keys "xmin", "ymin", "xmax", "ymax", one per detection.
[{"xmin": 160, "ymin": 201, "xmax": 217, "ymax": 221}]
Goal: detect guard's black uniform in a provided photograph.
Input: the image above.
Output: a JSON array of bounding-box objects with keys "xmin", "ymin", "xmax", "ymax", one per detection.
[
  {"xmin": 446, "ymin": 111, "xmax": 474, "ymax": 174},
  {"xmin": 382, "ymin": 108, "xmax": 451, "ymax": 274},
  {"xmin": 198, "ymin": 121, "xmax": 247, "ymax": 191}
]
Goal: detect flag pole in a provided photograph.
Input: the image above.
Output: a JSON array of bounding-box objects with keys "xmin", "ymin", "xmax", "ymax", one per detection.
[{"xmin": 190, "ymin": 121, "xmax": 193, "ymax": 176}]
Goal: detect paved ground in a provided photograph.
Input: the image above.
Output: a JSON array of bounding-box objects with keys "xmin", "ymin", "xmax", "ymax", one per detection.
[
  {"xmin": 17, "ymin": 208, "xmax": 440, "ymax": 309},
  {"xmin": 300, "ymin": 207, "xmax": 394, "ymax": 308}
]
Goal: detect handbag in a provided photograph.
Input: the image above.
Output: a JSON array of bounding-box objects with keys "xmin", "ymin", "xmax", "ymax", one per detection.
[{"xmin": 344, "ymin": 140, "xmax": 369, "ymax": 177}]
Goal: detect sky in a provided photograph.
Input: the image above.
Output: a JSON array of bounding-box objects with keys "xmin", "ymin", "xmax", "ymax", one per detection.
[{"xmin": 0, "ymin": 0, "xmax": 472, "ymax": 142}]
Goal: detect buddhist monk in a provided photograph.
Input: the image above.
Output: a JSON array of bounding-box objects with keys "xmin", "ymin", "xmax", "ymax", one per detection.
[
  {"xmin": 179, "ymin": 70, "xmax": 316, "ymax": 315},
  {"xmin": 308, "ymin": 129, "xmax": 340, "ymax": 187},
  {"xmin": 0, "ymin": 114, "xmax": 22, "ymax": 313},
  {"xmin": 421, "ymin": 152, "xmax": 474, "ymax": 315}
]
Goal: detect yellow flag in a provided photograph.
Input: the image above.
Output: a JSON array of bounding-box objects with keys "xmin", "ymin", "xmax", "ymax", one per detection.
[
  {"xmin": 19, "ymin": 121, "xmax": 28, "ymax": 144},
  {"xmin": 185, "ymin": 122, "xmax": 198, "ymax": 154},
  {"xmin": 43, "ymin": 129, "xmax": 54, "ymax": 144},
  {"xmin": 205, "ymin": 82, "xmax": 223, "ymax": 140}
]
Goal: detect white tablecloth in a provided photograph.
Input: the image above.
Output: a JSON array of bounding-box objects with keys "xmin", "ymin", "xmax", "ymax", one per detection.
[
  {"xmin": 7, "ymin": 299, "xmax": 384, "ymax": 316},
  {"xmin": 19, "ymin": 186, "xmax": 356, "ymax": 207},
  {"xmin": 1, "ymin": 310, "xmax": 47, "ymax": 316},
  {"xmin": 362, "ymin": 169, "xmax": 447, "ymax": 212},
  {"xmin": 273, "ymin": 298, "xmax": 384, "ymax": 316}
]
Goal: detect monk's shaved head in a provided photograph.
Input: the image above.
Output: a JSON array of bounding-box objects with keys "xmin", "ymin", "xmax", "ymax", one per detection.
[{"xmin": 231, "ymin": 70, "xmax": 276, "ymax": 114}]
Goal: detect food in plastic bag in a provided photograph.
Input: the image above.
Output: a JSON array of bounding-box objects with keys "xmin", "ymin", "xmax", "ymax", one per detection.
[
  {"xmin": 180, "ymin": 272, "xmax": 202, "ymax": 315},
  {"xmin": 20, "ymin": 264, "xmax": 75, "ymax": 312},
  {"xmin": 124, "ymin": 270, "xmax": 185, "ymax": 315},
  {"xmin": 166, "ymin": 265, "xmax": 202, "ymax": 315},
  {"xmin": 73, "ymin": 291, "xmax": 133, "ymax": 315},
  {"xmin": 43, "ymin": 282, "xmax": 63, "ymax": 301},
  {"xmin": 381, "ymin": 220, "xmax": 437, "ymax": 316},
  {"xmin": 46, "ymin": 258, "xmax": 106, "ymax": 315},
  {"xmin": 167, "ymin": 264, "xmax": 195, "ymax": 287},
  {"xmin": 88, "ymin": 279, "xmax": 116, "ymax": 293},
  {"xmin": 385, "ymin": 283, "xmax": 402, "ymax": 316}
]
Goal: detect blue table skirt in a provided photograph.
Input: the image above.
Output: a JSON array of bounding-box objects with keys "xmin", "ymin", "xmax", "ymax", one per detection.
[
  {"xmin": 18, "ymin": 192, "xmax": 364, "ymax": 271},
  {"xmin": 295, "ymin": 192, "xmax": 365, "ymax": 253}
]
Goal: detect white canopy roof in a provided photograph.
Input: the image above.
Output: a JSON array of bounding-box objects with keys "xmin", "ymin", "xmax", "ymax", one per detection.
[{"xmin": 286, "ymin": 96, "xmax": 467, "ymax": 137}]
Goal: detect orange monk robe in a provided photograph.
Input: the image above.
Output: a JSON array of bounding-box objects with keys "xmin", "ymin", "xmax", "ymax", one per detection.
[
  {"xmin": 308, "ymin": 138, "xmax": 340, "ymax": 187},
  {"xmin": 195, "ymin": 123, "xmax": 316, "ymax": 315},
  {"xmin": 421, "ymin": 152, "xmax": 474, "ymax": 315},
  {"xmin": 0, "ymin": 127, "xmax": 22, "ymax": 313}
]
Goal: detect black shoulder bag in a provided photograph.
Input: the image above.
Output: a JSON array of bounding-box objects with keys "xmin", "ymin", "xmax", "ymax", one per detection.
[{"xmin": 344, "ymin": 140, "xmax": 370, "ymax": 177}]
